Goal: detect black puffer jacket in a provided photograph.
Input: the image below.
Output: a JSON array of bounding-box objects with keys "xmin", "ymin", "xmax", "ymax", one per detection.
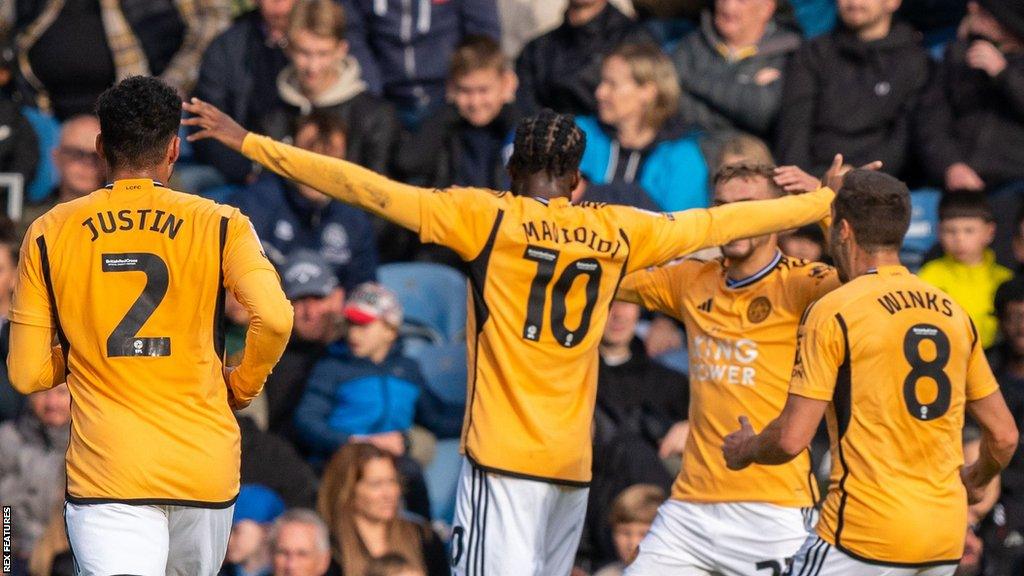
[{"xmin": 776, "ymin": 21, "xmax": 930, "ymax": 177}]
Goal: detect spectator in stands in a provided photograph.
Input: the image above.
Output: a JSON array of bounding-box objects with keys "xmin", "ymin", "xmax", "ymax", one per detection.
[
  {"xmin": 0, "ymin": 383, "xmax": 70, "ymax": 572},
  {"xmin": 49, "ymin": 115, "xmax": 102, "ymax": 203},
  {"xmin": 776, "ymin": 0, "xmax": 930, "ymax": 178},
  {"xmin": 193, "ymin": 0, "xmax": 297, "ymax": 184},
  {"xmin": 265, "ymin": 251, "xmax": 345, "ymax": 438},
  {"xmin": 365, "ymin": 554, "xmax": 426, "ymax": 576},
  {"xmin": 294, "ymin": 283, "xmax": 431, "ymax": 518},
  {"xmin": 339, "ymin": 0, "xmax": 501, "ymax": 129},
  {"xmin": 0, "ymin": 93, "xmax": 38, "ymax": 191},
  {"xmin": 262, "ymin": 0, "xmax": 400, "ymax": 176},
  {"xmin": 578, "ymin": 43, "xmax": 710, "ymax": 212},
  {"xmin": 233, "ymin": 114, "xmax": 377, "ymax": 290},
  {"xmin": 317, "ymin": 443, "xmax": 448, "ymax": 576},
  {"xmin": 984, "ymin": 278, "xmax": 1024, "ymax": 575},
  {"xmin": 779, "ymin": 225, "xmax": 828, "ymax": 262},
  {"xmin": 594, "ymin": 484, "xmax": 668, "ymax": 576},
  {"xmin": 269, "ymin": 509, "xmax": 333, "ymax": 576},
  {"xmin": 0, "ymin": 220, "xmax": 19, "ymax": 424},
  {"xmin": 395, "ymin": 36, "xmax": 518, "ymax": 191},
  {"xmin": 672, "ymin": 0, "xmax": 802, "ymax": 139},
  {"xmin": 714, "ymin": 132, "xmax": 775, "ymax": 167},
  {"xmin": 581, "ymin": 301, "xmax": 688, "ymax": 570},
  {"xmin": 220, "ymin": 485, "xmax": 287, "ymax": 576},
  {"xmin": 919, "ymin": 195, "xmax": 1012, "ymax": 349},
  {"xmin": 516, "ymin": 0, "xmax": 653, "ymax": 117},
  {"xmin": 3, "ymin": 0, "xmax": 231, "ymax": 119},
  {"xmin": 239, "ymin": 415, "xmax": 320, "ymax": 510}
]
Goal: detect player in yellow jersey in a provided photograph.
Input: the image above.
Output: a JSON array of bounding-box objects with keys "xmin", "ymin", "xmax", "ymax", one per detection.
[
  {"xmin": 618, "ymin": 163, "xmax": 841, "ymax": 576},
  {"xmin": 185, "ymin": 98, "xmax": 837, "ymax": 576},
  {"xmin": 723, "ymin": 170, "xmax": 1019, "ymax": 575},
  {"xmin": 7, "ymin": 77, "xmax": 293, "ymax": 576}
]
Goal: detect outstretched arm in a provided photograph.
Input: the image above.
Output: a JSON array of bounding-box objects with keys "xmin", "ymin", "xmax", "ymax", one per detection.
[
  {"xmin": 183, "ymin": 98, "xmax": 429, "ymax": 233},
  {"xmin": 722, "ymin": 395, "xmax": 828, "ymax": 469}
]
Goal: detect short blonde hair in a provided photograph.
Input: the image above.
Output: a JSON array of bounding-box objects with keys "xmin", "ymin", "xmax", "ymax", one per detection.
[
  {"xmin": 609, "ymin": 484, "xmax": 667, "ymax": 526},
  {"xmin": 605, "ymin": 43, "xmax": 681, "ymax": 130},
  {"xmin": 288, "ymin": 0, "xmax": 346, "ymax": 41},
  {"xmin": 715, "ymin": 134, "xmax": 774, "ymax": 168}
]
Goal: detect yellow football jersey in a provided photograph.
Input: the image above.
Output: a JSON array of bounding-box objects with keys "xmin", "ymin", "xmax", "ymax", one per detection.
[
  {"xmin": 620, "ymin": 252, "xmax": 839, "ymax": 506},
  {"xmin": 241, "ymin": 133, "xmax": 836, "ymax": 485},
  {"xmin": 790, "ymin": 265, "xmax": 999, "ymax": 565},
  {"xmin": 10, "ymin": 179, "xmax": 276, "ymax": 507}
]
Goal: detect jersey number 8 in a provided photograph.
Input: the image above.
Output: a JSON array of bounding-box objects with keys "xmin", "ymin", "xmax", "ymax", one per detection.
[{"xmin": 902, "ymin": 323, "xmax": 952, "ymax": 421}]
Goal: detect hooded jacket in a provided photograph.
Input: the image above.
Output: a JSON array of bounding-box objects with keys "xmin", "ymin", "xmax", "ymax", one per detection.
[
  {"xmin": 261, "ymin": 56, "xmax": 400, "ymax": 175},
  {"xmin": 673, "ymin": 11, "xmax": 802, "ymax": 137},
  {"xmin": 230, "ymin": 172, "xmax": 378, "ymax": 292},
  {"xmin": 776, "ymin": 21, "xmax": 930, "ymax": 177},
  {"xmin": 915, "ymin": 40, "xmax": 1024, "ymax": 188},
  {"xmin": 577, "ymin": 115, "xmax": 710, "ymax": 212}
]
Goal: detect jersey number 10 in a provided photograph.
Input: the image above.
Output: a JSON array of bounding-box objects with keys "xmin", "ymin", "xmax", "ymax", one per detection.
[{"xmin": 521, "ymin": 245, "xmax": 602, "ymax": 348}]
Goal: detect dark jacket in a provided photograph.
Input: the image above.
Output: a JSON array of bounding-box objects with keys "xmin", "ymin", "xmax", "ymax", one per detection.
[
  {"xmin": 776, "ymin": 21, "xmax": 930, "ymax": 178},
  {"xmin": 264, "ymin": 338, "xmax": 327, "ymax": 440},
  {"xmin": 340, "ymin": 0, "xmax": 501, "ymax": 111},
  {"xmin": 395, "ymin": 104, "xmax": 518, "ymax": 190},
  {"xmin": 515, "ymin": 3, "xmax": 654, "ymax": 117},
  {"xmin": 261, "ymin": 57, "xmax": 401, "ymax": 176},
  {"xmin": 192, "ymin": 10, "xmax": 289, "ymax": 183},
  {"xmin": 915, "ymin": 40, "xmax": 1024, "ymax": 188},
  {"xmin": 238, "ymin": 416, "xmax": 319, "ymax": 509},
  {"xmin": 294, "ymin": 344, "xmax": 427, "ymax": 461},
  {"xmin": 0, "ymin": 100, "xmax": 38, "ymax": 191},
  {"xmin": 673, "ymin": 11, "xmax": 802, "ymax": 137},
  {"xmin": 230, "ymin": 173, "xmax": 377, "ymax": 291}
]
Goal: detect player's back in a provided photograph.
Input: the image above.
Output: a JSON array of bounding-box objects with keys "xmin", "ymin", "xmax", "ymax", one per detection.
[
  {"xmin": 804, "ymin": 266, "xmax": 990, "ymax": 564},
  {"xmin": 28, "ymin": 179, "xmax": 244, "ymax": 506}
]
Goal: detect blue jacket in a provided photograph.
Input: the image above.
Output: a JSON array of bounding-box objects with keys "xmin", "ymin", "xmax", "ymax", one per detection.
[
  {"xmin": 230, "ymin": 173, "xmax": 378, "ymax": 290},
  {"xmin": 576, "ymin": 116, "xmax": 709, "ymax": 212},
  {"xmin": 295, "ymin": 344, "xmax": 426, "ymax": 460},
  {"xmin": 340, "ymin": 0, "xmax": 501, "ymax": 110}
]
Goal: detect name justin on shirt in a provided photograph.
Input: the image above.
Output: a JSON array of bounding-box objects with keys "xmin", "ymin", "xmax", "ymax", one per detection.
[{"xmin": 82, "ymin": 209, "xmax": 185, "ymax": 242}]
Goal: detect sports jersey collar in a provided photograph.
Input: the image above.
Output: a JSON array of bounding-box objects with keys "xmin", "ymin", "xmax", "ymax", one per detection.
[
  {"xmin": 104, "ymin": 179, "xmax": 166, "ymax": 190},
  {"xmin": 724, "ymin": 250, "xmax": 783, "ymax": 289},
  {"xmin": 872, "ymin": 265, "xmax": 909, "ymax": 277},
  {"xmin": 528, "ymin": 196, "xmax": 571, "ymax": 207}
]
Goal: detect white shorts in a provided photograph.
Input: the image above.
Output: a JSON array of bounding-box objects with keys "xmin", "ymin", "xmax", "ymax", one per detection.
[
  {"xmin": 64, "ymin": 501, "xmax": 233, "ymax": 576},
  {"xmin": 450, "ymin": 458, "xmax": 589, "ymax": 576},
  {"xmin": 624, "ymin": 500, "xmax": 814, "ymax": 576},
  {"xmin": 789, "ymin": 535, "xmax": 957, "ymax": 576}
]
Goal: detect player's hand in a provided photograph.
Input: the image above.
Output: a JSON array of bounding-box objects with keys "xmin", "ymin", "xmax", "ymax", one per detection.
[
  {"xmin": 960, "ymin": 465, "xmax": 987, "ymax": 505},
  {"xmin": 182, "ymin": 98, "xmax": 249, "ymax": 151},
  {"xmin": 773, "ymin": 165, "xmax": 821, "ymax": 195},
  {"xmin": 223, "ymin": 366, "xmax": 251, "ymax": 410},
  {"xmin": 821, "ymin": 154, "xmax": 883, "ymax": 192},
  {"xmin": 945, "ymin": 162, "xmax": 986, "ymax": 192},
  {"xmin": 967, "ymin": 40, "xmax": 1008, "ymax": 77},
  {"xmin": 659, "ymin": 420, "xmax": 691, "ymax": 459},
  {"xmin": 723, "ymin": 416, "xmax": 756, "ymax": 471}
]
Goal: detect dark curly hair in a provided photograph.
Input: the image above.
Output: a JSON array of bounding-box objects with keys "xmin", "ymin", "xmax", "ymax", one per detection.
[
  {"xmin": 507, "ymin": 110, "xmax": 586, "ymax": 179},
  {"xmin": 833, "ymin": 169, "xmax": 910, "ymax": 251},
  {"xmin": 95, "ymin": 76, "xmax": 181, "ymax": 170}
]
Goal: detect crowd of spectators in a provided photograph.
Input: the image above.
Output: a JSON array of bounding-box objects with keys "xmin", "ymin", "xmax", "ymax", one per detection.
[{"xmin": 1, "ymin": 0, "xmax": 1024, "ymax": 574}]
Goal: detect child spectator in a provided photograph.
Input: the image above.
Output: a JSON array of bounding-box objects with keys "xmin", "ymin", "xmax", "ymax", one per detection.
[
  {"xmin": 365, "ymin": 554, "xmax": 427, "ymax": 576},
  {"xmin": 919, "ymin": 194, "xmax": 1013, "ymax": 349},
  {"xmin": 594, "ymin": 484, "xmax": 667, "ymax": 576},
  {"xmin": 294, "ymin": 283, "xmax": 432, "ymax": 519}
]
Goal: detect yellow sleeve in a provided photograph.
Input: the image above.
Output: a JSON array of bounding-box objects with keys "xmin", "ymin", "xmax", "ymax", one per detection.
[
  {"xmin": 620, "ymin": 187, "xmax": 835, "ymax": 272},
  {"xmin": 7, "ymin": 324, "xmax": 64, "ymax": 394},
  {"xmin": 966, "ymin": 319, "xmax": 1000, "ymax": 402},
  {"xmin": 240, "ymin": 133, "xmax": 501, "ymax": 260},
  {"xmin": 617, "ymin": 262, "xmax": 695, "ymax": 320},
  {"xmin": 222, "ymin": 212, "xmax": 294, "ymax": 406},
  {"xmin": 789, "ymin": 301, "xmax": 845, "ymax": 401},
  {"xmin": 10, "ymin": 226, "xmax": 53, "ymax": 329}
]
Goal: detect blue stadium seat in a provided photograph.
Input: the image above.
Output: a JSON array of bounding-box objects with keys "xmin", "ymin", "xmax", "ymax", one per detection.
[
  {"xmin": 22, "ymin": 107, "xmax": 59, "ymax": 203},
  {"xmin": 902, "ymin": 188, "xmax": 941, "ymax": 271}
]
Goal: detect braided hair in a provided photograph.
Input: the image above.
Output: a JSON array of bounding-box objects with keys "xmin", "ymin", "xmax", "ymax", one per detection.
[{"xmin": 507, "ymin": 110, "xmax": 586, "ymax": 179}]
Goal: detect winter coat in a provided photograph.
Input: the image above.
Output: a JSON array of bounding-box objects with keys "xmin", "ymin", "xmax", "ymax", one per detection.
[
  {"xmin": 673, "ymin": 11, "xmax": 802, "ymax": 137},
  {"xmin": 230, "ymin": 173, "xmax": 378, "ymax": 292},
  {"xmin": 776, "ymin": 21, "xmax": 930, "ymax": 178},
  {"xmin": 915, "ymin": 40, "xmax": 1024, "ymax": 188},
  {"xmin": 515, "ymin": 3, "xmax": 654, "ymax": 117},
  {"xmin": 0, "ymin": 100, "xmax": 39, "ymax": 189},
  {"xmin": 261, "ymin": 56, "xmax": 401, "ymax": 176},
  {"xmin": 237, "ymin": 416, "xmax": 319, "ymax": 509},
  {"xmin": 577, "ymin": 115, "xmax": 710, "ymax": 212}
]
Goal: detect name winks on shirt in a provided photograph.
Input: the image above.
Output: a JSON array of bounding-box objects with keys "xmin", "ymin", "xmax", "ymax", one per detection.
[
  {"xmin": 877, "ymin": 289, "xmax": 954, "ymax": 317},
  {"xmin": 82, "ymin": 209, "xmax": 184, "ymax": 242}
]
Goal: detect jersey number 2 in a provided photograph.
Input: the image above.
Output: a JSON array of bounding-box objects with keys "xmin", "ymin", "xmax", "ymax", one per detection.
[
  {"xmin": 521, "ymin": 246, "xmax": 602, "ymax": 348},
  {"xmin": 902, "ymin": 323, "xmax": 951, "ymax": 421},
  {"xmin": 102, "ymin": 253, "xmax": 171, "ymax": 357}
]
